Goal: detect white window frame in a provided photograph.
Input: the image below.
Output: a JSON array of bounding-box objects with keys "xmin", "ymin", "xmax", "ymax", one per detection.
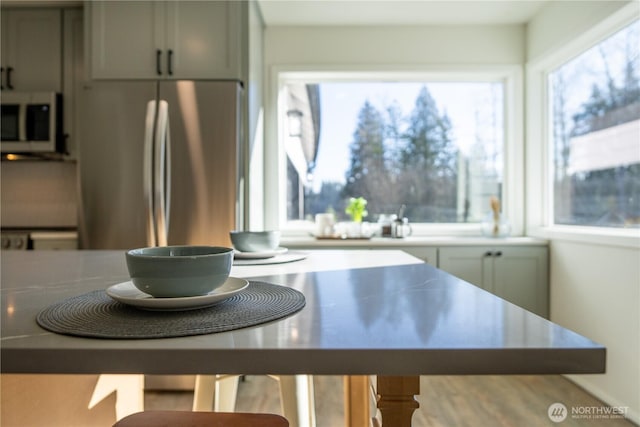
[
  {"xmin": 526, "ymin": 4, "xmax": 640, "ymax": 248},
  {"xmin": 265, "ymin": 65, "xmax": 524, "ymax": 237}
]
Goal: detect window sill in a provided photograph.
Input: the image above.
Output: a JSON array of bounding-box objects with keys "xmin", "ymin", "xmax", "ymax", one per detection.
[
  {"xmin": 281, "ymin": 235, "xmax": 548, "ymax": 248},
  {"xmin": 528, "ymin": 226, "xmax": 640, "ymax": 249},
  {"xmin": 283, "ymin": 221, "xmax": 522, "ymax": 238}
]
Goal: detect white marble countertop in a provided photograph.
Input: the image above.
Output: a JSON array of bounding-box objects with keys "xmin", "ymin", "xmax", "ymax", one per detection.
[{"xmin": 1, "ymin": 250, "xmax": 603, "ymax": 376}]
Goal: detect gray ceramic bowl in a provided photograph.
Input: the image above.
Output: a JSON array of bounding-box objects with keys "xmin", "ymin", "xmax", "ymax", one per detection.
[
  {"xmin": 229, "ymin": 230, "xmax": 281, "ymax": 252},
  {"xmin": 125, "ymin": 245, "xmax": 233, "ymax": 298}
]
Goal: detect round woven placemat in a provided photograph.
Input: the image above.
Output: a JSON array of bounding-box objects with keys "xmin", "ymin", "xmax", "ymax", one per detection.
[{"xmin": 36, "ymin": 281, "xmax": 305, "ymax": 339}]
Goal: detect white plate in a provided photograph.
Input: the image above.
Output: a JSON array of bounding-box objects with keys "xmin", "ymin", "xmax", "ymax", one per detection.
[
  {"xmin": 233, "ymin": 247, "xmax": 288, "ymax": 259},
  {"xmin": 233, "ymin": 251, "xmax": 308, "ymax": 266},
  {"xmin": 106, "ymin": 277, "xmax": 249, "ymax": 311}
]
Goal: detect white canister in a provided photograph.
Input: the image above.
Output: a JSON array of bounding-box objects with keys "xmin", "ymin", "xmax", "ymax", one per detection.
[{"xmin": 315, "ymin": 213, "xmax": 336, "ymax": 237}]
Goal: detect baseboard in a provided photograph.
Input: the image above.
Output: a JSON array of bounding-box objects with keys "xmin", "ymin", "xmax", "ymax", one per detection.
[{"xmin": 564, "ymin": 375, "xmax": 639, "ymax": 425}]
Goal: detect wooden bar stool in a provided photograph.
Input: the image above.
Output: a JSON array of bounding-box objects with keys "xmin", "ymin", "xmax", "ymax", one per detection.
[{"xmin": 113, "ymin": 411, "xmax": 289, "ymax": 427}]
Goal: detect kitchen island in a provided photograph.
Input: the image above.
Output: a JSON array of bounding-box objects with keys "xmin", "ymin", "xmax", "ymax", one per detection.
[{"xmin": 1, "ymin": 250, "xmax": 605, "ymax": 426}]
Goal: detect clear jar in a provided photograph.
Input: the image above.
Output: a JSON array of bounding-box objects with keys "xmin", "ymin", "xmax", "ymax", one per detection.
[
  {"xmin": 377, "ymin": 214, "xmax": 397, "ymax": 237},
  {"xmin": 481, "ymin": 212, "xmax": 511, "ymax": 237}
]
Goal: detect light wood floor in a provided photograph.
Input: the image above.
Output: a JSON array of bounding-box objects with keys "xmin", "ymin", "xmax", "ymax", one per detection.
[{"xmin": 145, "ymin": 375, "xmax": 636, "ymax": 426}]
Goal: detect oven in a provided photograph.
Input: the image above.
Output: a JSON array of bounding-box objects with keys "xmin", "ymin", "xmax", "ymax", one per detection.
[
  {"xmin": 1, "ymin": 229, "xmax": 78, "ymax": 251},
  {"xmin": 0, "ymin": 230, "xmax": 30, "ymax": 250}
]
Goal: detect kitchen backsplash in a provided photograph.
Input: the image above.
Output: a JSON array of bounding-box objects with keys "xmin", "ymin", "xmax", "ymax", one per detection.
[{"xmin": 1, "ymin": 161, "xmax": 77, "ymax": 228}]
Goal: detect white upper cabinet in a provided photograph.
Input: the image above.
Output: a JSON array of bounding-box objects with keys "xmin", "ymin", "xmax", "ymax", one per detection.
[
  {"xmin": 88, "ymin": 1, "xmax": 242, "ymax": 80},
  {"xmin": 88, "ymin": 1, "xmax": 158, "ymax": 79},
  {"xmin": 165, "ymin": 1, "xmax": 241, "ymax": 79},
  {"xmin": 1, "ymin": 9, "xmax": 62, "ymax": 91}
]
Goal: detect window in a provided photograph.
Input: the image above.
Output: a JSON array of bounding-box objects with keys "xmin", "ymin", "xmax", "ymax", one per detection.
[
  {"xmin": 549, "ymin": 20, "xmax": 640, "ymax": 228},
  {"xmin": 279, "ymin": 76, "xmax": 510, "ymax": 232}
]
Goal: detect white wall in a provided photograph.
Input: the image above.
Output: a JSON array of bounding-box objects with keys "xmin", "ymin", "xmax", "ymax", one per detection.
[
  {"xmin": 527, "ymin": 0, "xmax": 634, "ymax": 63},
  {"xmin": 527, "ymin": 1, "xmax": 640, "ymax": 423},
  {"xmin": 551, "ymin": 241, "xmax": 639, "ymax": 422}
]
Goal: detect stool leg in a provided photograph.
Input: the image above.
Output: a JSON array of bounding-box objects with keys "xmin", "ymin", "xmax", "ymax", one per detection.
[
  {"xmin": 89, "ymin": 374, "xmax": 144, "ymax": 421},
  {"xmin": 193, "ymin": 375, "xmax": 240, "ymax": 412},
  {"xmin": 277, "ymin": 375, "xmax": 316, "ymax": 427},
  {"xmin": 214, "ymin": 375, "xmax": 239, "ymax": 412},
  {"xmin": 192, "ymin": 375, "xmax": 216, "ymax": 411}
]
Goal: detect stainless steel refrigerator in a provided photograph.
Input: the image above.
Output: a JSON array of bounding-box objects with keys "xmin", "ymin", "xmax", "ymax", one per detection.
[{"xmin": 78, "ymin": 80, "xmax": 242, "ymax": 249}]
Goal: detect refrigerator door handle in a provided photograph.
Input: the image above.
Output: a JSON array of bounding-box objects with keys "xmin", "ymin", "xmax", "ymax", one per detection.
[
  {"xmin": 154, "ymin": 100, "xmax": 171, "ymax": 246},
  {"xmin": 143, "ymin": 100, "xmax": 157, "ymax": 247},
  {"xmin": 165, "ymin": 118, "xmax": 172, "ymax": 240}
]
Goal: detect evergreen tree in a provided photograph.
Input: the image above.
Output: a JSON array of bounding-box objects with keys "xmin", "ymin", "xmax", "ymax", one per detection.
[
  {"xmin": 383, "ymin": 101, "xmax": 409, "ymax": 211},
  {"xmin": 342, "ymin": 101, "xmax": 390, "ymax": 217},
  {"xmin": 399, "ymin": 86, "xmax": 458, "ymax": 221}
]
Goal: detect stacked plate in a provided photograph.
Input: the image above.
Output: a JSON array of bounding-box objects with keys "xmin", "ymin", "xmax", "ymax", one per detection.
[
  {"xmin": 229, "ymin": 230, "xmax": 309, "ymax": 265},
  {"xmin": 106, "ymin": 278, "xmax": 249, "ymax": 311},
  {"xmin": 234, "ymin": 246, "xmax": 289, "ymax": 260}
]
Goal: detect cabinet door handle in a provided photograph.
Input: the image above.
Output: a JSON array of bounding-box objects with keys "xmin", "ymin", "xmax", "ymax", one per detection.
[
  {"xmin": 167, "ymin": 49, "xmax": 173, "ymax": 76},
  {"xmin": 484, "ymin": 251, "xmax": 493, "ymax": 257},
  {"xmin": 156, "ymin": 50, "xmax": 163, "ymax": 75},
  {"xmin": 494, "ymin": 251, "xmax": 502, "ymax": 257},
  {"xmin": 1, "ymin": 67, "xmax": 4, "ymax": 90},
  {"xmin": 6, "ymin": 67, "xmax": 14, "ymax": 89}
]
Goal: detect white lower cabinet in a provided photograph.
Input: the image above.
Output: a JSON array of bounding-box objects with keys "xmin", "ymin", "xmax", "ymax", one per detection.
[{"xmin": 438, "ymin": 246, "xmax": 549, "ymax": 317}]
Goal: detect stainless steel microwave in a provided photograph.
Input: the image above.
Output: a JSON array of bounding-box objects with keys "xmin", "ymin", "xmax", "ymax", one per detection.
[{"xmin": 1, "ymin": 92, "xmax": 63, "ymax": 153}]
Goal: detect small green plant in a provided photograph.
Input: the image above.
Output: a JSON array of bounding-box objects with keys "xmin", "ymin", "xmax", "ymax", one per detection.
[{"xmin": 345, "ymin": 197, "xmax": 368, "ymax": 222}]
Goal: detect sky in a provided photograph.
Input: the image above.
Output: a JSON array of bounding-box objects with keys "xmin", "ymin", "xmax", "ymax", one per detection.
[{"xmin": 309, "ymin": 81, "xmax": 503, "ymax": 192}]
